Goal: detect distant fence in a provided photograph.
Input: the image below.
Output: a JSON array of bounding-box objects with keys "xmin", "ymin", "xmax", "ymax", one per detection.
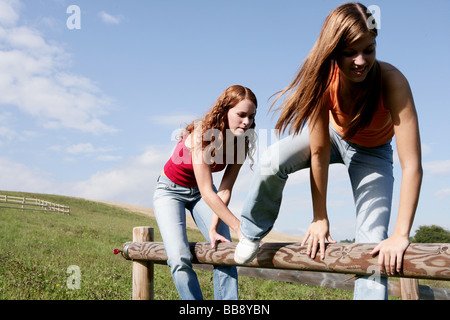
[
  {"xmin": 118, "ymin": 227, "xmax": 450, "ymax": 300},
  {"xmin": 0, "ymin": 195, "xmax": 70, "ymax": 215}
]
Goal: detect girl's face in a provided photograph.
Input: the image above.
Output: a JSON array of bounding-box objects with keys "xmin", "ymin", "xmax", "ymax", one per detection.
[
  {"xmin": 227, "ymin": 99, "xmax": 256, "ymax": 136},
  {"xmin": 337, "ymin": 34, "xmax": 376, "ymax": 83}
]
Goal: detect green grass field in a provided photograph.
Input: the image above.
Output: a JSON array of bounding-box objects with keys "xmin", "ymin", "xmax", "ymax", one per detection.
[{"xmin": 0, "ymin": 190, "xmax": 355, "ymax": 300}]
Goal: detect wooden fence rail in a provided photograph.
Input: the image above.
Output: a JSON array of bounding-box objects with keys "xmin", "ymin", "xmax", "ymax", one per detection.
[
  {"xmin": 0, "ymin": 195, "xmax": 70, "ymax": 215},
  {"xmin": 120, "ymin": 227, "xmax": 450, "ymax": 300}
]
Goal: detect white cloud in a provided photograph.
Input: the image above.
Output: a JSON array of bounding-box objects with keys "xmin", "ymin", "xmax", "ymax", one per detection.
[
  {"xmin": 0, "ymin": 144, "xmax": 170, "ymax": 206},
  {"xmin": 150, "ymin": 114, "xmax": 199, "ymax": 128},
  {"xmin": 421, "ymin": 143, "xmax": 432, "ymax": 156},
  {"xmin": 63, "ymin": 143, "xmax": 122, "ymax": 162},
  {"xmin": 71, "ymin": 146, "xmax": 167, "ymax": 205},
  {"xmin": 0, "ymin": 0, "xmax": 21, "ymax": 27},
  {"xmin": 66, "ymin": 143, "xmax": 96, "ymax": 155},
  {"xmin": 96, "ymin": 155, "xmax": 123, "ymax": 162},
  {"xmin": 0, "ymin": 111, "xmax": 17, "ymax": 144},
  {"xmin": 423, "ymin": 160, "xmax": 450, "ymax": 176},
  {"xmin": 0, "ymin": 1, "xmax": 117, "ymax": 135},
  {"xmin": 0, "ymin": 157, "xmax": 56, "ymax": 193},
  {"xmin": 98, "ymin": 11, "xmax": 122, "ymax": 25},
  {"xmin": 435, "ymin": 188, "xmax": 450, "ymax": 200},
  {"xmin": 0, "ymin": 126, "xmax": 16, "ymax": 144}
]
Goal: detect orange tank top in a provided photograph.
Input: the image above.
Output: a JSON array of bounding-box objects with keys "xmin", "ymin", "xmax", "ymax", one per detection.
[{"xmin": 329, "ymin": 62, "xmax": 394, "ymax": 147}]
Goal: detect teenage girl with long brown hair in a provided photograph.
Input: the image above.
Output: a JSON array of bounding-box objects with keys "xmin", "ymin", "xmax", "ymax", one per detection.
[
  {"xmin": 234, "ymin": 3, "xmax": 422, "ymax": 300},
  {"xmin": 154, "ymin": 85, "xmax": 257, "ymax": 299}
]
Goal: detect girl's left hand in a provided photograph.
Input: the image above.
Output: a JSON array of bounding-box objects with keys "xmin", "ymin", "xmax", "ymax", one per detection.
[
  {"xmin": 209, "ymin": 229, "xmax": 231, "ymax": 249},
  {"xmin": 370, "ymin": 235, "xmax": 410, "ymax": 275}
]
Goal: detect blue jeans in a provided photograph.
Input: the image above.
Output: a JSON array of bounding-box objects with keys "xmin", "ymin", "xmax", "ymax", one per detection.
[
  {"xmin": 240, "ymin": 125, "xmax": 393, "ymax": 300},
  {"xmin": 153, "ymin": 175, "xmax": 238, "ymax": 300}
]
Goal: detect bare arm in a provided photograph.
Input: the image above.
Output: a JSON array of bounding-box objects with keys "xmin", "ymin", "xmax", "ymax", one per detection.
[
  {"xmin": 371, "ymin": 63, "xmax": 423, "ymax": 274},
  {"xmin": 301, "ymin": 100, "xmax": 336, "ymax": 259},
  {"xmin": 192, "ymin": 141, "xmax": 242, "ymax": 247},
  {"xmin": 210, "ymin": 163, "xmax": 243, "ymax": 240}
]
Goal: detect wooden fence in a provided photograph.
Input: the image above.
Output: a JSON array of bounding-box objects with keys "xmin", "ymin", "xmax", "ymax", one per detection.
[
  {"xmin": 119, "ymin": 227, "xmax": 450, "ymax": 300},
  {"xmin": 0, "ymin": 195, "xmax": 70, "ymax": 215}
]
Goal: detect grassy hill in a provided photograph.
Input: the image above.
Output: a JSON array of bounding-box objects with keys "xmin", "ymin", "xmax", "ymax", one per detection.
[{"xmin": 0, "ymin": 191, "xmax": 352, "ymax": 300}]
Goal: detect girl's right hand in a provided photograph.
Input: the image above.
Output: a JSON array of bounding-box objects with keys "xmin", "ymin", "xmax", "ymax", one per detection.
[
  {"xmin": 209, "ymin": 229, "xmax": 231, "ymax": 249},
  {"xmin": 301, "ymin": 218, "xmax": 336, "ymax": 260}
]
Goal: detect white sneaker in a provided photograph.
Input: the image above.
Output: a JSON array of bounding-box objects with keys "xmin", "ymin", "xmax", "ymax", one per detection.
[{"xmin": 234, "ymin": 236, "xmax": 260, "ymax": 264}]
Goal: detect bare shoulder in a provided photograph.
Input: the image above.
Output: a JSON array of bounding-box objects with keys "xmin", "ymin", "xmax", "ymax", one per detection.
[
  {"xmin": 379, "ymin": 61, "xmax": 415, "ymax": 117},
  {"xmin": 379, "ymin": 61, "xmax": 410, "ymax": 90}
]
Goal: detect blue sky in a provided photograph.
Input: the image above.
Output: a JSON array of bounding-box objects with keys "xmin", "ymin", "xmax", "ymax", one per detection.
[{"xmin": 0, "ymin": 0, "xmax": 449, "ymax": 241}]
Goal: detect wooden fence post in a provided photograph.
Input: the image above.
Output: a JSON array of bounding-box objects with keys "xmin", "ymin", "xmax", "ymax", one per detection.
[
  {"xmin": 400, "ymin": 278, "xmax": 419, "ymax": 300},
  {"xmin": 132, "ymin": 227, "xmax": 154, "ymax": 300}
]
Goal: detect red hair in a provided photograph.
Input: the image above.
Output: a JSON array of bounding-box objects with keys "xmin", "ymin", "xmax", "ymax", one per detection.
[{"xmin": 183, "ymin": 85, "xmax": 257, "ymax": 166}]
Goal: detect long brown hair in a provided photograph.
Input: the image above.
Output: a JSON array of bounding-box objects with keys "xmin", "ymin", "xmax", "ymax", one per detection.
[
  {"xmin": 272, "ymin": 2, "xmax": 380, "ymax": 139},
  {"xmin": 183, "ymin": 85, "xmax": 257, "ymax": 166}
]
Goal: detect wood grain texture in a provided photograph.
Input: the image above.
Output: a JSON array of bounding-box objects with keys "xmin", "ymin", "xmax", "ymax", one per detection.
[
  {"xmin": 122, "ymin": 241, "xmax": 450, "ymax": 280},
  {"xmin": 131, "ymin": 227, "xmax": 154, "ymax": 300}
]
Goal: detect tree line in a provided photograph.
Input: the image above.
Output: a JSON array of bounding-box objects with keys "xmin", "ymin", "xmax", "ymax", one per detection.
[{"xmin": 340, "ymin": 225, "xmax": 450, "ymax": 243}]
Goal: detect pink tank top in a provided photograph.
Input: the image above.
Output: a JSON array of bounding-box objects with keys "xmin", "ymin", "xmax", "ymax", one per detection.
[{"xmin": 163, "ymin": 135, "xmax": 227, "ymax": 187}]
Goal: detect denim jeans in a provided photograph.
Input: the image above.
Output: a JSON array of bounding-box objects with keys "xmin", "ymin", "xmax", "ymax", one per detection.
[
  {"xmin": 240, "ymin": 125, "xmax": 393, "ymax": 300},
  {"xmin": 153, "ymin": 175, "xmax": 238, "ymax": 300}
]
